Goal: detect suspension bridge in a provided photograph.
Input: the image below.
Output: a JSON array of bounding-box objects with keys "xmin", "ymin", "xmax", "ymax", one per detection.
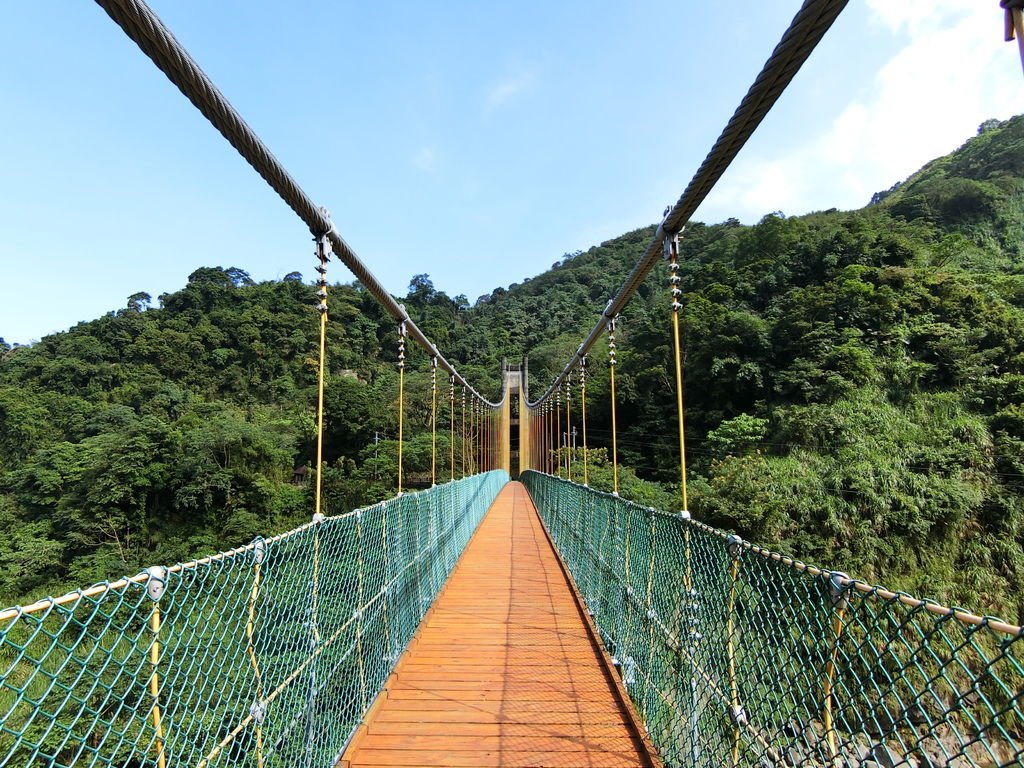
[{"xmin": 2, "ymin": 1, "xmax": 1023, "ymax": 766}]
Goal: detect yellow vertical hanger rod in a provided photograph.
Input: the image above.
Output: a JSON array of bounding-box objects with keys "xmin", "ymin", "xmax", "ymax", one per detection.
[
  {"xmin": 608, "ymin": 317, "xmax": 620, "ymax": 495},
  {"xmin": 397, "ymin": 322, "xmax": 406, "ymax": 495},
  {"xmin": 666, "ymin": 232, "xmax": 689, "ymax": 514}
]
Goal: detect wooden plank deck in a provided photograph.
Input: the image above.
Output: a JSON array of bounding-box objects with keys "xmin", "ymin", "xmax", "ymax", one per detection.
[{"xmin": 340, "ymin": 481, "xmax": 657, "ymax": 768}]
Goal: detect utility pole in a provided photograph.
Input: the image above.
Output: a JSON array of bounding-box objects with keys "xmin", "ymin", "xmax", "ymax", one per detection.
[{"xmin": 374, "ymin": 431, "xmax": 379, "ymax": 480}]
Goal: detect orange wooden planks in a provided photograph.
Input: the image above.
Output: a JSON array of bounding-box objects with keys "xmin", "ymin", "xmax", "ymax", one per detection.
[{"xmin": 340, "ymin": 481, "xmax": 656, "ymax": 768}]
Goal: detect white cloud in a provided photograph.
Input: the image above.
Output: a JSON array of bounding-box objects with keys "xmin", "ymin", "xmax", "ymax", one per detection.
[
  {"xmin": 702, "ymin": 1, "xmax": 1023, "ymax": 223},
  {"xmin": 865, "ymin": 0, "xmax": 988, "ymax": 35},
  {"xmin": 485, "ymin": 70, "xmax": 537, "ymax": 109},
  {"xmin": 412, "ymin": 146, "xmax": 438, "ymax": 172}
]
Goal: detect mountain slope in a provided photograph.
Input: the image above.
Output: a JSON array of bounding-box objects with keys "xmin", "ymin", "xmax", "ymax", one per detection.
[
  {"xmin": 461, "ymin": 115, "xmax": 1024, "ymax": 620},
  {"xmin": 1, "ymin": 117, "xmax": 1023, "ymax": 621}
]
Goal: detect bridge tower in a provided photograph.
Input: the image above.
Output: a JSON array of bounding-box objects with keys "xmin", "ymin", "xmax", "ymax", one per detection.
[{"xmin": 502, "ymin": 358, "xmax": 527, "ymax": 477}]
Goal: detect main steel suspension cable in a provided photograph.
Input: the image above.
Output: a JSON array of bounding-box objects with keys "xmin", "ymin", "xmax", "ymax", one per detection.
[
  {"xmin": 526, "ymin": 0, "xmax": 848, "ymax": 408},
  {"xmin": 93, "ymin": 0, "xmax": 503, "ymax": 408}
]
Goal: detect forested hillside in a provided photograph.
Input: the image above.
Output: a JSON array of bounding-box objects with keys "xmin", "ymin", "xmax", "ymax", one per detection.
[
  {"xmin": 2, "ymin": 116, "xmax": 1022, "ymax": 623},
  {"xmin": 466, "ymin": 115, "xmax": 1024, "ymax": 621}
]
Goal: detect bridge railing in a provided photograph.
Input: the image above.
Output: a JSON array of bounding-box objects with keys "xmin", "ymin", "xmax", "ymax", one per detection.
[
  {"xmin": 521, "ymin": 470, "xmax": 1023, "ymax": 768},
  {"xmin": 0, "ymin": 470, "xmax": 508, "ymax": 768}
]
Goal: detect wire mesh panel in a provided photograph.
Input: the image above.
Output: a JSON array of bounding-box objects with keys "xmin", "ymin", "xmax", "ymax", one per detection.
[
  {"xmin": 521, "ymin": 470, "xmax": 1024, "ymax": 768},
  {"xmin": 0, "ymin": 471, "xmax": 508, "ymax": 767}
]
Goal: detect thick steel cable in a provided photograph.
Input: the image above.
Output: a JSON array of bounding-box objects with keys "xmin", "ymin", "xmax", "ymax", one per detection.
[
  {"xmin": 93, "ymin": 0, "xmax": 503, "ymax": 408},
  {"xmin": 527, "ymin": 0, "xmax": 848, "ymax": 407}
]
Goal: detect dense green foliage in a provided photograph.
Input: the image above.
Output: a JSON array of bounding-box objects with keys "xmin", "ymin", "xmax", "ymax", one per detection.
[
  {"xmin": 464, "ymin": 116, "xmax": 1024, "ymax": 621},
  {"xmin": 2, "ymin": 116, "xmax": 1023, "ymax": 624},
  {"xmin": 0, "ymin": 270, "xmax": 453, "ymax": 603}
]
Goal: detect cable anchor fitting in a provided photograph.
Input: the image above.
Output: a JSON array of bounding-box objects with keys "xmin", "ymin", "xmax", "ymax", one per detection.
[
  {"xmin": 826, "ymin": 571, "xmax": 851, "ymax": 608},
  {"xmin": 145, "ymin": 566, "xmax": 167, "ymax": 601},
  {"xmin": 665, "ymin": 232, "xmax": 684, "ymax": 312},
  {"xmin": 607, "ymin": 316, "xmax": 618, "ymax": 366},
  {"xmin": 250, "ymin": 701, "xmax": 266, "ymax": 724},
  {"xmin": 662, "ymin": 230, "xmax": 679, "ymax": 262},
  {"xmin": 726, "ymin": 534, "xmax": 745, "ymax": 561},
  {"xmin": 314, "ymin": 230, "xmax": 331, "ymax": 313},
  {"xmin": 729, "ymin": 704, "xmax": 748, "ymax": 727},
  {"xmin": 251, "ymin": 536, "xmax": 266, "ymax": 565}
]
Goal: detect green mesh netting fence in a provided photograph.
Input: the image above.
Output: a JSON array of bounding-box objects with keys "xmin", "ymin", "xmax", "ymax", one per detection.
[
  {"xmin": 521, "ymin": 470, "xmax": 1024, "ymax": 768},
  {"xmin": 0, "ymin": 470, "xmax": 507, "ymax": 767}
]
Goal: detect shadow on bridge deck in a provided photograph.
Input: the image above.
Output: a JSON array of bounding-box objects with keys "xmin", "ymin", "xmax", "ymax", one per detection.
[{"xmin": 340, "ymin": 481, "xmax": 658, "ymax": 767}]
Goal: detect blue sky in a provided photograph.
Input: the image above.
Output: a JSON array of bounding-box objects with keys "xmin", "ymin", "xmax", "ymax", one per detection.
[{"xmin": 2, "ymin": 1, "xmax": 1021, "ymax": 344}]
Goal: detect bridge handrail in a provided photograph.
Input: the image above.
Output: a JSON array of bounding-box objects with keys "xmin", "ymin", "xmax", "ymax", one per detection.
[
  {"xmin": 0, "ymin": 471, "xmax": 508, "ymax": 767},
  {"xmin": 522, "ymin": 470, "xmax": 1024, "ymax": 768},
  {"xmin": 527, "ymin": 471, "xmax": 1022, "ymax": 637}
]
